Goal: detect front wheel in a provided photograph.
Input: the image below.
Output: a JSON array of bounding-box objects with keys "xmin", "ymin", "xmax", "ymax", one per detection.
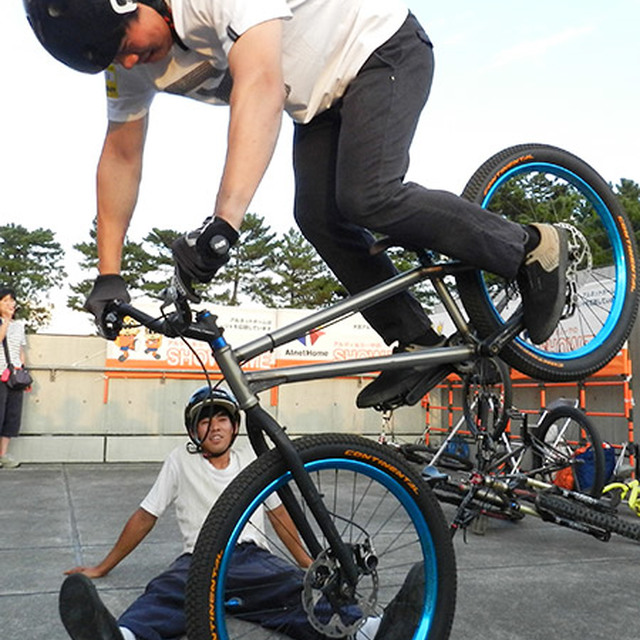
[
  {"xmin": 456, "ymin": 144, "xmax": 639, "ymax": 381},
  {"xmin": 186, "ymin": 434, "xmax": 457, "ymax": 640}
]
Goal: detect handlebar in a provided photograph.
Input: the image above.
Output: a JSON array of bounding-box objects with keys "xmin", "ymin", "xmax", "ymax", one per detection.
[{"xmin": 105, "ymin": 294, "xmax": 223, "ymax": 344}]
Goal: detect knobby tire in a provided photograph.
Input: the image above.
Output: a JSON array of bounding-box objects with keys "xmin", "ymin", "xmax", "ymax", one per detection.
[
  {"xmin": 538, "ymin": 492, "xmax": 640, "ymax": 542},
  {"xmin": 457, "ymin": 144, "xmax": 639, "ymax": 381},
  {"xmin": 186, "ymin": 434, "xmax": 457, "ymax": 640}
]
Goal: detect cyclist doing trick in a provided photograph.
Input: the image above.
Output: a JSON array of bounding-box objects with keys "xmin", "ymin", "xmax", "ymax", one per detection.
[{"xmin": 24, "ymin": 0, "xmax": 568, "ymax": 408}]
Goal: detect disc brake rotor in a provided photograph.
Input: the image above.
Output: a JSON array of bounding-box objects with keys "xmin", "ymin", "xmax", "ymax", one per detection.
[{"xmin": 302, "ymin": 547, "xmax": 378, "ymax": 638}]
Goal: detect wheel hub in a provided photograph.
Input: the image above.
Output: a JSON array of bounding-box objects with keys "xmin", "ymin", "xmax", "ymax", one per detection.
[{"xmin": 302, "ymin": 545, "xmax": 378, "ymax": 638}]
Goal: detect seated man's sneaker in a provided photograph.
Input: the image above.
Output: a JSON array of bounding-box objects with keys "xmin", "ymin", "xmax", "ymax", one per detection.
[
  {"xmin": 356, "ymin": 338, "xmax": 451, "ymax": 411},
  {"xmin": 517, "ymin": 223, "xmax": 569, "ymax": 345},
  {"xmin": 59, "ymin": 574, "xmax": 124, "ymax": 640},
  {"xmin": 374, "ymin": 563, "xmax": 425, "ymax": 640}
]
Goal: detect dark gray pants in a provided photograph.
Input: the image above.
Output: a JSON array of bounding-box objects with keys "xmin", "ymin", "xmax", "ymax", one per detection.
[
  {"xmin": 293, "ymin": 13, "xmax": 527, "ymax": 345},
  {"xmin": 118, "ymin": 546, "xmax": 357, "ymax": 640}
]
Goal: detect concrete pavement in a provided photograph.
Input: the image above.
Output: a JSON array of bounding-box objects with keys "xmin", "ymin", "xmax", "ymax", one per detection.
[{"xmin": 0, "ymin": 462, "xmax": 638, "ymax": 640}]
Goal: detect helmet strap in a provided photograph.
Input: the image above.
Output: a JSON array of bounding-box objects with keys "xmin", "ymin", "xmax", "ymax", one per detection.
[{"xmin": 141, "ymin": 0, "xmax": 188, "ymax": 51}]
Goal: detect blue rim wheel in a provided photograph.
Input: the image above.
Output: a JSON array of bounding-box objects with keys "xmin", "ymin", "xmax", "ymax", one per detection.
[
  {"xmin": 457, "ymin": 144, "xmax": 638, "ymax": 381},
  {"xmin": 186, "ymin": 434, "xmax": 456, "ymax": 640}
]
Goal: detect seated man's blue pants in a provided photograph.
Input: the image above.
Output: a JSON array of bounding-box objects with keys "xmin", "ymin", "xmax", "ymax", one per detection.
[{"xmin": 118, "ymin": 544, "xmax": 359, "ymax": 640}]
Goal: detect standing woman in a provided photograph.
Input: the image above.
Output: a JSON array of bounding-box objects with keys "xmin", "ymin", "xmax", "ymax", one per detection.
[{"xmin": 0, "ymin": 286, "xmax": 28, "ymax": 469}]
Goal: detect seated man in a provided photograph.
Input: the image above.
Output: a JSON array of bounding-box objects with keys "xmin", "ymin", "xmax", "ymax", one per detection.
[{"xmin": 58, "ymin": 387, "xmax": 401, "ymax": 640}]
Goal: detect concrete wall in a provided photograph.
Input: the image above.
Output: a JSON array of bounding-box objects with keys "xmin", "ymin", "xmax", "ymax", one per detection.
[
  {"xmin": 10, "ymin": 334, "xmax": 631, "ymax": 463},
  {"xmin": 12, "ymin": 334, "xmax": 424, "ymax": 463}
]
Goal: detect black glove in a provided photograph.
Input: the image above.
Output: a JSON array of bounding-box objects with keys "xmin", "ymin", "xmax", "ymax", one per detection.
[
  {"xmin": 172, "ymin": 217, "xmax": 239, "ymax": 287},
  {"xmin": 84, "ymin": 274, "xmax": 131, "ymax": 340}
]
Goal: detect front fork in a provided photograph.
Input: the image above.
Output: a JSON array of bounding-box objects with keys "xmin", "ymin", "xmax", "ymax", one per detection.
[
  {"xmin": 197, "ymin": 309, "xmax": 361, "ymax": 588},
  {"xmin": 245, "ymin": 405, "xmax": 361, "ymax": 590}
]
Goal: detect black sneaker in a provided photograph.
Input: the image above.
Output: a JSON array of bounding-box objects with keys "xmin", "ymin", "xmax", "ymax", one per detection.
[
  {"xmin": 517, "ymin": 223, "xmax": 569, "ymax": 345},
  {"xmin": 59, "ymin": 574, "xmax": 124, "ymax": 640},
  {"xmin": 356, "ymin": 339, "xmax": 451, "ymax": 410},
  {"xmin": 374, "ymin": 563, "xmax": 425, "ymax": 640}
]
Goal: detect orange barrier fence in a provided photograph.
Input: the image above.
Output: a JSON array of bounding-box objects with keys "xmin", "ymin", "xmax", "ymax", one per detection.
[{"xmin": 421, "ymin": 348, "xmax": 634, "ymax": 451}]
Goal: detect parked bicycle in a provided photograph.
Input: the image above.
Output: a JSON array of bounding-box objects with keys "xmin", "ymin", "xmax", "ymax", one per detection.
[
  {"xmin": 401, "ymin": 381, "xmax": 630, "ymax": 543},
  {"xmin": 431, "ymin": 464, "xmax": 640, "ymax": 544},
  {"xmin": 105, "ymin": 144, "xmax": 638, "ymax": 640},
  {"xmin": 403, "ymin": 393, "xmax": 607, "ymax": 498}
]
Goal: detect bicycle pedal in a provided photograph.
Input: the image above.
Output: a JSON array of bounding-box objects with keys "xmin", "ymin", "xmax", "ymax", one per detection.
[{"xmin": 421, "ymin": 465, "xmax": 449, "ymax": 485}]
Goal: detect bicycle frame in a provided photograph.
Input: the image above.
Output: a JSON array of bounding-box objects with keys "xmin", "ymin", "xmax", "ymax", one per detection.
[
  {"xmin": 449, "ymin": 472, "xmax": 614, "ymax": 541},
  {"xmin": 241, "ymin": 262, "xmax": 474, "ymax": 392},
  {"xmin": 236, "ymin": 260, "xmax": 525, "ymax": 393},
  {"xmin": 117, "ymin": 258, "xmax": 524, "ymax": 402},
  {"xmin": 113, "ymin": 254, "xmax": 524, "ymax": 585}
]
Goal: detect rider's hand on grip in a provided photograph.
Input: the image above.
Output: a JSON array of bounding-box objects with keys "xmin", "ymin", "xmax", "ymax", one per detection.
[
  {"xmin": 171, "ymin": 217, "xmax": 239, "ymax": 284},
  {"xmin": 84, "ymin": 274, "xmax": 130, "ymax": 340}
]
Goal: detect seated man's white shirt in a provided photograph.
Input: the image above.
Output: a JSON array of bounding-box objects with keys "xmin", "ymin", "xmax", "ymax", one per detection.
[{"xmin": 140, "ymin": 444, "xmax": 278, "ymax": 553}]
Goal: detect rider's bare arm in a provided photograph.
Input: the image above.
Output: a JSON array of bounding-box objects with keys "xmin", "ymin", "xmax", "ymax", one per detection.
[
  {"xmin": 214, "ymin": 18, "xmax": 286, "ymax": 231},
  {"xmin": 267, "ymin": 504, "xmax": 313, "ymax": 569},
  {"xmin": 97, "ymin": 116, "xmax": 148, "ymax": 274}
]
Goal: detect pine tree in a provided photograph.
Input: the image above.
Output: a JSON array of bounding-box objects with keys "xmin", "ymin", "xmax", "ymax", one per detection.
[{"xmin": 0, "ymin": 223, "xmax": 66, "ymax": 331}]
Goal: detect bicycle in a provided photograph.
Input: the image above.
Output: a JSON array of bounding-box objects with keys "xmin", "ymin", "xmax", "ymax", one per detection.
[
  {"xmin": 403, "ymin": 399, "xmax": 609, "ymax": 541},
  {"xmin": 401, "ymin": 362, "xmax": 607, "ymax": 498},
  {"xmin": 105, "ymin": 143, "xmax": 638, "ymax": 640},
  {"xmin": 434, "ymin": 463, "xmax": 640, "ymax": 545}
]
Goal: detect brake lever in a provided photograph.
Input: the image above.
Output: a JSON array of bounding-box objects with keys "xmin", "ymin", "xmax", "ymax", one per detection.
[
  {"xmin": 172, "ymin": 267, "xmax": 202, "ymax": 304},
  {"xmin": 158, "ymin": 278, "xmax": 193, "ymax": 335},
  {"xmin": 160, "ymin": 281, "xmax": 181, "ymax": 311}
]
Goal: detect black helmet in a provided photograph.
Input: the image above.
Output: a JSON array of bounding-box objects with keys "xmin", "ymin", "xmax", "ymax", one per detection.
[
  {"xmin": 23, "ymin": 0, "xmax": 138, "ymax": 74},
  {"xmin": 184, "ymin": 387, "xmax": 240, "ymax": 449}
]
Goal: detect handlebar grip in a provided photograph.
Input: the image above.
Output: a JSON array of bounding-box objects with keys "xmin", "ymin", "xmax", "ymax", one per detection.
[{"xmin": 102, "ymin": 308, "xmax": 123, "ymax": 340}]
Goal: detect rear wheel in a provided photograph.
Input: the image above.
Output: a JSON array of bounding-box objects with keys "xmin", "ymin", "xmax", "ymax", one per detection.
[
  {"xmin": 532, "ymin": 405, "xmax": 605, "ymax": 496},
  {"xmin": 457, "ymin": 144, "xmax": 639, "ymax": 381}
]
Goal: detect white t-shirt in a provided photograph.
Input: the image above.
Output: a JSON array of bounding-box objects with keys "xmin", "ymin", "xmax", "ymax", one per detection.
[
  {"xmin": 140, "ymin": 443, "xmax": 279, "ymax": 553},
  {"xmin": 0, "ymin": 320, "xmax": 26, "ymax": 369},
  {"xmin": 106, "ymin": 0, "xmax": 409, "ymax": 123}
]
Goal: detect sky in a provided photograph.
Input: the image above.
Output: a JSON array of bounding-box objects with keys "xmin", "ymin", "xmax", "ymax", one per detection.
[{"xmin": 2, "ymin": 0, "xmax": 639, "ymax": 334}]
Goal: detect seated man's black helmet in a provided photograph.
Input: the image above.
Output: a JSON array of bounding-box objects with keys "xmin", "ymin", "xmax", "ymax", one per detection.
[
  {"xmin": 23, "ymin": 0, "xmax": 138, "ymax": 74},
  {"xmin": 184, "ymin": 387, "xmax": 241, "ymax": 450}
]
